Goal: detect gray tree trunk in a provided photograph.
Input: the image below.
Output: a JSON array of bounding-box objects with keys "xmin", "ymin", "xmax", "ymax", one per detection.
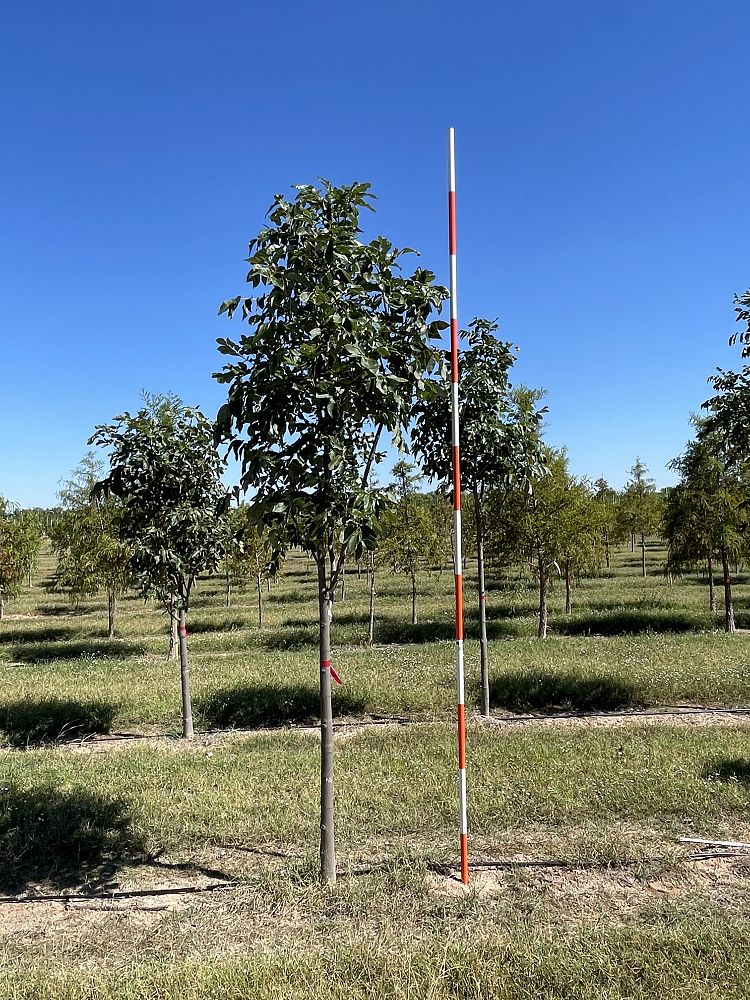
[
  {"xmin": 631, "ymin": 532, "xmax": 635, "ymax": 553},
  {"xmin": 317, "ymin": 558, "xmax": 336, "ymax": 885},
  {"xmin": 0, "ymin": 593, "xmax": 4, "ymax": 621},
  {"xmin": 604, "ymin": 530, "xmax": 610, "ymax": 569},
  {"xmin": 721, "ymin": 547, "xmax": 736, "ymax": 634},
  {"xmin": 256, "ymin": 574, "xmax": 263, "ymax": 628},
  {"xmin": 641, "ymin": 534, "xmax": 646, "ymax": 577},
  {"xmin": 178, "ymin": 608, "xmax": 194, "ymax": 739},
  {"xmin": 707, "ymin": 554, "xmax": 716, "ymax": 613},
  {"xmin": 367, "ymin": 552, "xmax": 376, "ymax": 648},
  {"xmin": 410, "ymin": 570, "xmax": 417, "ymax": 626},
  {"xmin": 340, "ymin": 563, "xmax": 346, "ymax": 602},
  {"xmin": 107, "ymin": 589, "xmax": 116, "ymax": 639},
  {"xmin": 538, "ymin": 554, "xmax": 548, "ymax": 639},
  {"xmin": 473, "ymin": 491, "xmax": 490, "ymax": 718},
  {"xmin": 167, "ymin": 604, "xmax": 178, "ymax": 660},
  {"xmin": 225, "ymin": 571, "xmax": 232, "ymax": 608},
  {"xmin": 565, "ymin": 556, "xmax": 572, "ymax": 615}
]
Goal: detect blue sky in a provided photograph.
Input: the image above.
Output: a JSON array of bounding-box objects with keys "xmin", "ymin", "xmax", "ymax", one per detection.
[{"xmin": 1, "ymin": 0, "xmax": 748, "ymax": 506}]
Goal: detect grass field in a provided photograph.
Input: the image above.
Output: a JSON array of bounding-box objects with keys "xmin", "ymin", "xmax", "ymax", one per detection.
[{"xmin": 1, "ymin": 541, "xmax": 749, "ymax": 997}]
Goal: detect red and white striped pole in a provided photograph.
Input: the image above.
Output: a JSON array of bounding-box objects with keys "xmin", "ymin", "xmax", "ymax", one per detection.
[{"xmin": 448, "ymin": 126, "xmax": 469, "ymax": 885}]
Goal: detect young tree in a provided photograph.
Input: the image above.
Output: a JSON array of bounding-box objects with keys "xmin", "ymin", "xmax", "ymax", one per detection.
[
  {"xmin": 0, "ymin": 497, "xmax": 40, "ymax": 620},
  {"xmin": 413, "ymin": 320, "xmax": 546, "ymax": 716},
  {"xmin": 499, "ymin": 452, "xmax": 603, "ymax": 638},
  {"xmin": 50, "ymin": 453, "xmax": 132, "ymax": 636},
  {"xmin": 619, "ymin": 459, "xmax": 661, "ymax": 575},
  {"xmin": 379, "ymin": 461, "xmax": 439, "ymax": 626},
  {"xmin": 593, "ymin": 478, "xmax": 622, "ymax": 570},
  {"xmin": 90, "ymin": 394, "xmax": 229, "ymax": 737},
  {"xmin": 221, "ymin": 505, "xmax": 275, "ymax": 624},
  {"xmin": 214, "ymin": 180, "xmax": 446, "ymax": 884}
]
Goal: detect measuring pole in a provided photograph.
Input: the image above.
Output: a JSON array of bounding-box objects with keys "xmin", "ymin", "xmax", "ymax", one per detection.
[{"xmin": 448, "ymin": 126, "xmax": 469, "ymax": 885}]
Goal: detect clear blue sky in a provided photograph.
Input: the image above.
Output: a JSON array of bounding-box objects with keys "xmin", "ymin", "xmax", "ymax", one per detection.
[{"xmin": 2, "ymin": 0, "xmax": 748, "ymax": 507}]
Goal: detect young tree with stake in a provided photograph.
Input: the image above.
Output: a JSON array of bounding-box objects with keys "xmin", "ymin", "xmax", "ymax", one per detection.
[{"xmin": 214, "ymin": 180, "xmax": 447, "ymax": 885}]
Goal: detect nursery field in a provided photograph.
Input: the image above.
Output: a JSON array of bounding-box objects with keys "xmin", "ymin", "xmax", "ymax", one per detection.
[{"xmin": 1, "ymin": 543, "xmax": 750, "ymax": 998}]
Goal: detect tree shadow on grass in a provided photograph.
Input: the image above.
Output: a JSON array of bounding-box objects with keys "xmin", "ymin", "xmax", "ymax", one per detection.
[
  {"xmin": 36, "ymin": 603, "xmax": 95, "ymax": 617},
  {"xmin": 702, "ymin": 759, "xmax": 750, "ymax": 787},
  {"xmin": 9, "ymin": 640, "xmax": 148, "ymax": 664},
  {"xmin": 187, "ymin": 617, "xmax": 247, "ymax": 635},
  {"xmin": 266, "ymin": 589, "xmax": 313, "ymax": 605},
  {"xmin": 0, "ymin": 698, "xmax": 117, "ymax": 747},
  {"xmin": 0, "ymin": 625, "xmax": 76, "ymax": 645},
  {"xmin": 550, "ymin": 609, "xmax": 710, "ymax": 636},
  {"xmin": 0, "ymin": 783, "xmax": 146, "ymax": 893},
  {"xmin": 488, "ymin": 669, "xmax": 643, "ymax": 714},
  {"xmin": 198, "ymin": 684, "xmax": 367, "ymax": 729},
  {"xmin": 264, "ymin": 627, "xmax": 318, "ymax": 651},
  {"xmin": 372, "ymin": 620, "xmax": 456, "ymax": 645}
]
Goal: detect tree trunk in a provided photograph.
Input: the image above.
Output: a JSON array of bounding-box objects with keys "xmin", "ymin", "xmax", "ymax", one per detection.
[
  {"xmin": 473, "ymin": 491, "xmax": 490, "ymax": 718},
  {"xmin": 225, "ymin": 571, "xmax": 231, "ymax": 608},
  {"xmin": 256, "ymin": 574, "xmax": 263, "ymax": 628},
  {"xmin": 0, "ymin": 593, "xmax": 4, "ymax": 621},
  {"xmin": 411, "ymin": 570, "xmax": 417, "ymax": 626},
  {"xmin": 340, "ymin": 563, "xmax": 346, "ymax": 602},
  {"xmin": 707, "ymin": 554, "xmax": 716, "ymax": 613},
  {"xmin": 538, "ymin": 554, "xmax": 548, "ymax": 639},
  {"xmin": 565, "ymin": 556, "xmax": 572, "ymax": 615},
  {"xmin": 167, "ymin": 601, "xmax": 178, "ymax": 660},
  {"xmin": 178, "ymin": 608, "xmax": 194, "ymax": 739},
  {"xmin": 317, "ymin": 558, "xmax": 336, "ymax": 886},
  {"xmin": 604, "ymin": 530, "xmax": 610, "ymax": 569},
  {"xmin": 367, "ymin": 552, "xmax": 376, "ymax": 648},
  {"xmin": 640, "ymin": 533, "xmax": 646, "ymax": 577},
  {"xmin": 721, "ymin": 547, "xmax": 736, "ymax": 634},
  {"xmin": 267, "ymin": 576, "xmax": 271, "ymax": 593},
  {"xmin": 107, "ymin": 589, "xmax": 116, "ymax": 639}
]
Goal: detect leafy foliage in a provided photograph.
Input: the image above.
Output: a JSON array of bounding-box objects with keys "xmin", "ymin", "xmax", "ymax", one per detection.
[
  {"xmin": 214, "ymin": 180, "xmax": 448, "ymax": 567},
  {"xmin": 90, "ymin": 394, "xmax": 229, "ymax": 610}
]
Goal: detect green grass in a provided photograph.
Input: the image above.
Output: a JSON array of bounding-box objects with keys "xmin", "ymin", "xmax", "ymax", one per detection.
[{"xmin": 1, "ymin": 542, "xmax": 750, "ymax": 996}]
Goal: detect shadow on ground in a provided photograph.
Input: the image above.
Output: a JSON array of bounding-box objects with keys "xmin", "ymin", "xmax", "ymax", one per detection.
[
  {"xmin": 9, "ymin": 640, "xmax": 148, "ymax": 664},
  {"xmin": 549, "ymin": 608, "xmax": 711, "ymax": 636},
  {"xmin": 488, "ymin": 669, "xmax": 643, "ymax": 714},
  {"xmin": 0, "ymin": 626, "xmax": 77, "ymax": 645},
  {"xmin": 0, "ymin": 698, "xmax": 117, "ymax": 746},
  {"xmin": 0, "ymin": 784, "xmax": 146, "ymax": 892},
  {"xmin": 198, "ymin": 684, "xmax": 367, "ymax": 729},
  {"xmin": 187, "ymin": 617, "xmax": 247, "ymax": 634},
  {"xmin": 703, "ymin": 758, "xmax": 750, "ymax": 787}
]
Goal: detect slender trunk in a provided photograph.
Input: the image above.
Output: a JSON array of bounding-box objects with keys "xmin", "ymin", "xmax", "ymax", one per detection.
[
  {"xmin": 357, "ymin": 563, "xmax": 361, "ymax": 582},
  {"xmin": 721, "ymin": 547, "xmax": 736, "ymax": 634},
  {"xmin": 411, "ymin": 569, "xmax": 417, "ymax": 626},
  {"xmin": 565, "ymin": 556, "xmax": 572, "ymax": 615},
  {"xmin": 167, "ymin": 599, "xmax": 178, "ymax": 660},
  {"xmin": 225, "ymin": 571, "xmax": 231, "ymax": 608},
  {"xmin": 604, "ymin": 530, "xmax": 610, "ymax": 569},
  {"xmin": 28, "ymin": 566, "xmax": 32, "ymax": 588},
  {"xmin": 367, "ymin": 552, "xmax": 376, "ymax": 648},
  {"xmin": 178, "ymin": 608, "xmax": 194, "ymax": 739},
  {"xmin": 107, "ymin": 589, "xmax": 116, "ymax": 639},
  {"xmin": 538, "ymin": 554, "xmax": 548, "ymax": 639},
  {"xmin": 474, "ymin": 491, "xmax": 490, "ymax": 718},
  {"xmin": 256, "ymin": 574, "xmax": 263, "ymax": 628},
  {"xmin": 340, "ymin": 563, "xmax": 346, "ymax": 602},
  {"xmin": 631, "ymin": 532, "xmax": 635, "ymax": 553},
  {"xmin": 0, "ymin": 593, "xmax": 4, "ymax": 621},
  {"xmin": 707, "ymin": 554, "xmax": 716, "ymax": 613},
  {"xmin": 317, "ymin": 558, "xmax": 336, "ymax": 885},
  {"xmin": 641, "ymin": 533, "xmax": 646, "ymax": 577}
]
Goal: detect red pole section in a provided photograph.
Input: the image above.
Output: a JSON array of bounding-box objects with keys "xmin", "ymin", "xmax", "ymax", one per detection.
[{"xmin": 448, "ymin": 126, "xmax": 469, "ymax": 885}]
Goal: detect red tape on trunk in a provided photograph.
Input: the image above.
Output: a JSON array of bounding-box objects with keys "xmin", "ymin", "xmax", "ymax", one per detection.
[{"xmin": 321, "ymin": 660, "xmax": 343, "ymax": 686}]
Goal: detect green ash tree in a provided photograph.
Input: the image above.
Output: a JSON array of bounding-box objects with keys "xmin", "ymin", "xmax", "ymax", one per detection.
[
  {"xmin": 214, "ymin": 180, "xmax": 447, "ymax": 884},
  {"xmin": 90, "ymin": 394, "xmax": 230, "ymax": 737}
]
